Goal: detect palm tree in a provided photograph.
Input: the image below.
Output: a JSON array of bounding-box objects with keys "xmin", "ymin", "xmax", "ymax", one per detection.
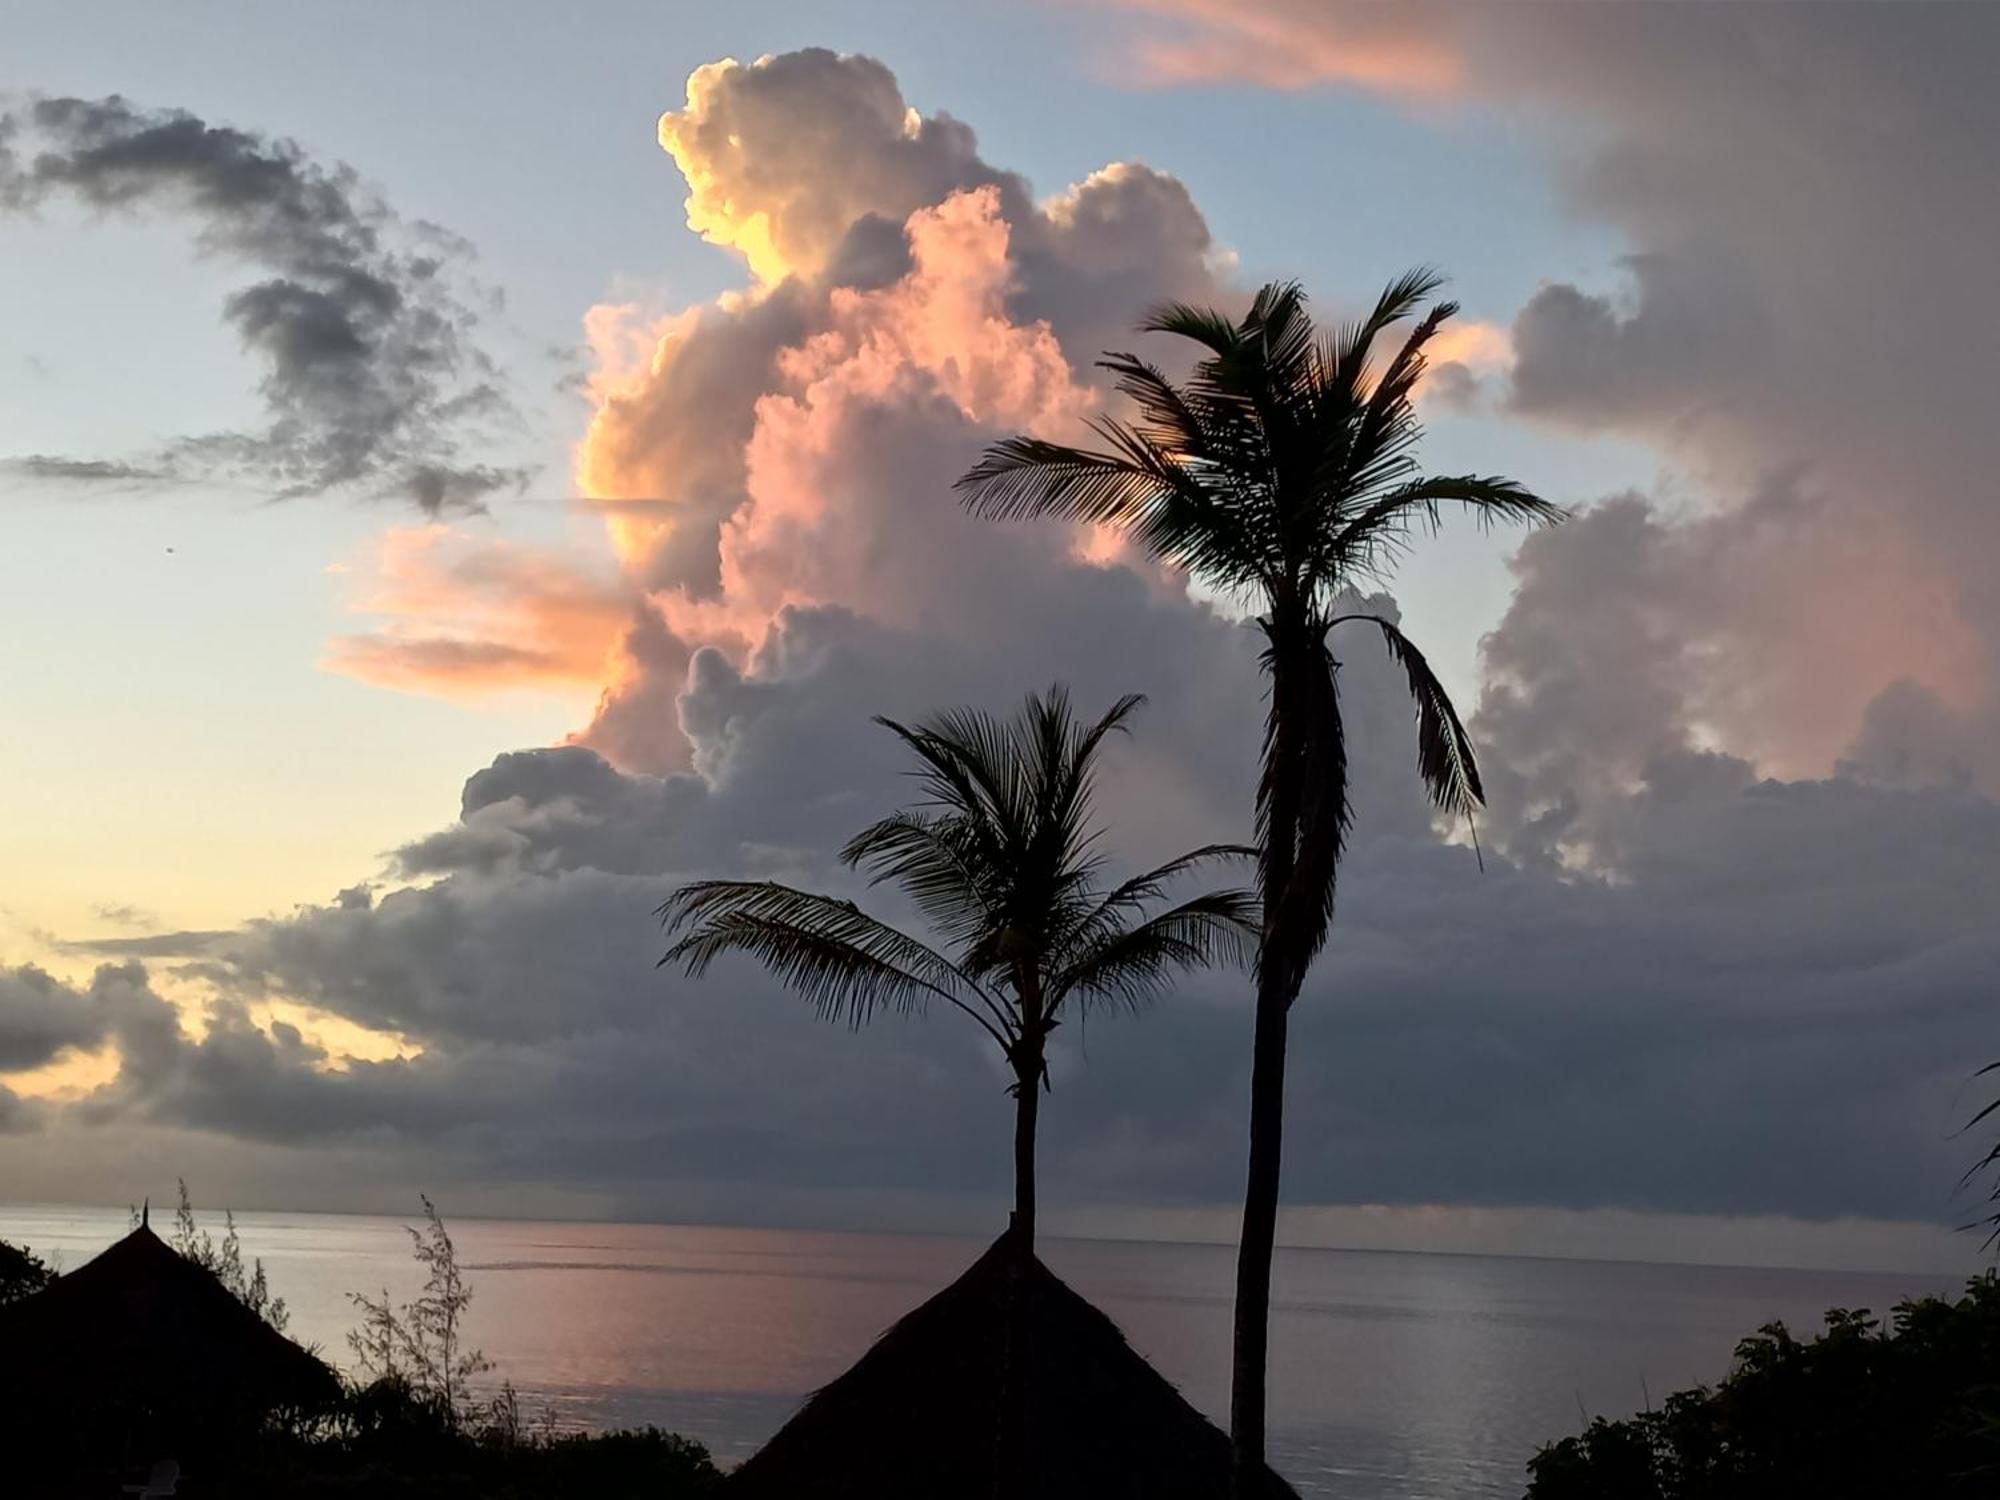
[
  {"xmin": 956, "ymin": 272, "xmax": 1563, "ymax": 1488},
  {"xmin": 658, "ymin": 686, "xmax": 1256, "ymax": 1246}
]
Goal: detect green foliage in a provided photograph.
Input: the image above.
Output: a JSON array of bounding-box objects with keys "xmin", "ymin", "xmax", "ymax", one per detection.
[
  {"xmin": 0, "ymin": 1238, "xmax": 54, "ymax": 1304},
  {"xmin": 167, "ymin": 1178, "xmax": 290, "ymax": 1332},
  {"xmin": 1526, "ymin": 1274, "xmax": 2000, "ymax": 1499}
]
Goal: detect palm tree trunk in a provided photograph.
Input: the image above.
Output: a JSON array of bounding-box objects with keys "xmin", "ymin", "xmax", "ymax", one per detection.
[
  {"xmin": 1230, "ymin": 982, "xmax": 1289, "ymax": 1496},
  {"xmin": 1233, "ymin": 612, "xmax": 1313, "ymax": 1496},
  {"xmin": 1012, "ymin": 1058, "xmax": 1039, "ymax": 1245}
]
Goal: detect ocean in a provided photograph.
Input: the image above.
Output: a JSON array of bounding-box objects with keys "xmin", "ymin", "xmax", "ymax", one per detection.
[{"xmin": 0, "ymin": 1205, "xmax": 1965, "ymax": 1499}]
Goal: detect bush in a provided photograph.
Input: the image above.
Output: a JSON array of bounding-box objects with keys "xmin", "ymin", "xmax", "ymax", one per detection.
[
  {"xmin": 238, "ymin": 1382, "xmax": 722, "ymax": 1498},
  {"xmin": 1526, "ymin": 1273, "xmax": 2000, "ymax": 1499},
  {"xmin": 0, "ymin": 1239, "xmax": 53, "ymax": 1304}
]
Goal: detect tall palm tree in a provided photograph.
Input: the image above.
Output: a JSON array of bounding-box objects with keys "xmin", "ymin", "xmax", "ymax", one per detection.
[
  {"xmin": 956, "ymin": 272, "xmax": 1563, "ymax": 1488},
  {"xmin": 658, "ymin": 686, "xmax": 1256, "ymax": 1246}
]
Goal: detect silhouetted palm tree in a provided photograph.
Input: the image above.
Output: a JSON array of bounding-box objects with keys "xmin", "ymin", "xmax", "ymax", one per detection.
[
  {"xmin": 956, "ymin": 272, "xmax": 1562, "ymax": 1488},
  {"xmin": 659, "ymin": 686, "xmax": 1256, "ymax": 1246}
]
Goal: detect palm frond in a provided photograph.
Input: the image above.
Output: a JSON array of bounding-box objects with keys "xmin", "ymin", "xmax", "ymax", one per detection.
[
  {"xmin": 953, "ymin": 432, "xmax": 1176, "ymax": 527},
  {"xmin": 658, "ymin": 880, "xmax": 1011, "ymax": 1043},
  {"xmin": 1331, "ymin": 612, "xmax": 1485, "ymax": 828},
  {"xmin": 1330, "ymin": 474, "xmax": 1566, "ymax": 581},
  {"xmin": 1098, "ymin": 352, "xmax": 1214, "ymax": 461},
  {"xmin": 1324, "ymin": 266, "xmax": 1448, "ymax": 403},
  {"xmin": 1243, "ymin": 281, "xmax": 1315, "ymax": 388},
  {"xmin": 956, "ymin": 424, "xmax": 1275, "ymax": 594},
  {"xmin": 1052, "ymin": 889, "xmax": 1260, "ymax": 1013},
  {"xmin": 1959, "ymin": 1067, "xmax": 2000, "ymax": 1246},
  {"xmin": 839, "ymin": 809, "xmax": 998, "ymax": 951},
  {"xmin": 872, "ymin": 710, "xmax": 1025, "ymax": 869},
  {"xmin": 1054, "ymin": 842, "xmax": 1257, "ymax": 965},
  {"xmin": 1138, "ymin": 300, "xmax": 1242, "ymax": 357}
]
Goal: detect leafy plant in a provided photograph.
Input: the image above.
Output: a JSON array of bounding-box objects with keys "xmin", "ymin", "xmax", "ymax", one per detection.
[
  {"xmin": 0, "ymin": 1238, "xmax": 53, "ymax": 1304},
  {"xmin": 166, "ymin": 1178, "xmax": 290, "ymax": 1331},
  {"xmin": 1526, "ymin": 1276, "xmax": 2000, "ymax": 1498},
  {"xmin": 347, "ymin": 1195, "xmax": 494, "ymax": 1430}
]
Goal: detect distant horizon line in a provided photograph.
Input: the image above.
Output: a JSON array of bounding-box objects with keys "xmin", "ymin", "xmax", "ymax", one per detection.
[{"xmin": 0, "ymin": 1197, "xmax": 1982, "ymax": 1285}]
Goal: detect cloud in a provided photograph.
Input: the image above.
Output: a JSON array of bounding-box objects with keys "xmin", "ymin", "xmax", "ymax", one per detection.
[
  {"xmin": 0, "ymin": 455, "xmax": 178, "ymax": 488},
  {"xmin": 56, "ymin": 931, "xmax": 235, "ymax": 960},
  {"xmin": 15, "ymin": 42, "xmax": 2000, "ymax": 1245},
  {"xmin": 0, "ymin": 965, "xmax": 107, "ymax": 1070},
  {"xmin": 91, "ymin": 904, "xmax": 156, "ymax": 929},
  {"xmin": 658, "ymin": 49, "xmax": 1026, "ymax": 286},
  {"xmin": 322, "ymin": 525, "xmax": 629, "ymax": 697},
  {"xmin": 344, "ymin": 48, "xmax": 1226, "ymax": 767},
  {"xmin": 1103, "ymin": 0, "xmax": 1462, "ymax": 94},
  {"xmin": 1105, "ymin": 2, "xmax": 2000, "ymax": 801},
  {"xmin": 0, "ymin": 95, "xmax": 525, "ymax": 513}
]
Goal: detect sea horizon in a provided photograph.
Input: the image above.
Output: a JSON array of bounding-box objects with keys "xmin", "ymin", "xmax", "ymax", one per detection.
[{"xmin": 3, "ymin": 1195, "xmax": 1978, "ymax": 1280}]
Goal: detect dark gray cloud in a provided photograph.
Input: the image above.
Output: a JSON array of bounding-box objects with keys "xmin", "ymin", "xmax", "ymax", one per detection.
[
  {"xmin": 27, "ymin": 683, "xmax": 1995, "ymax": 1225},
  {"xmin": 0, "ymin": 95, "xmax": 524, "ymax": 513},
  {"xmin": 0, "ymin": 455, "xmax": 177, "ymax": 487},
  {"xmin": 57, "ymin": 930, "xmax": 234, "ymax": 959},
  {"xmin": 0, "ymin": 964, "xmax": 106, "ymax": 1070}
]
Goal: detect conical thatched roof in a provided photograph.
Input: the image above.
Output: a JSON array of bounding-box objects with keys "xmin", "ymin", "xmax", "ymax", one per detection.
[
  {"xmin": 730, "ymin": 1228, "xmax": 1299, "ymax": 1499},
  {"xmin": 0, "ymin": 1222, "xmax": 338, "ymax": 1457}
]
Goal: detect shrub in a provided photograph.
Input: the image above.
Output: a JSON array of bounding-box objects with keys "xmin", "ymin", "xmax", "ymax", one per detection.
[{"xmin": 1526, "ymin": 1273, "xmax": 2000, "ymax": 1498}]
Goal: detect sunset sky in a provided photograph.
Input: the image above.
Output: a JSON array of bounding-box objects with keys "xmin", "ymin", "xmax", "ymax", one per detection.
[{"xmin": 4, "ymin": 1, "xmax": 1996, "ymax": 1271}]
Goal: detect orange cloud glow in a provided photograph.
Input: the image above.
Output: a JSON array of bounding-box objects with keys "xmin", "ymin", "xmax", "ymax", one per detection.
[
  {"xmin": 1106, "ymin": 0, "xmax": 1464, "ymax": 95},
  {"xmin": 322, "ymin": 527, "xmax": 629, "ymax": 698},
  {"xmin": 1426, "ymin": 318, "xmax": 1511, "ymax": 373}
]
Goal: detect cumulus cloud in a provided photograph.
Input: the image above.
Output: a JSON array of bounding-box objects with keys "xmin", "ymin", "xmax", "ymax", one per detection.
[
  {"xmin": 0, "ymin": 95, "xmax": 524, "ymax": 513},
  {"xmin": 336, "ymin": 48, "xmax": 1227, "ymax": 764}
]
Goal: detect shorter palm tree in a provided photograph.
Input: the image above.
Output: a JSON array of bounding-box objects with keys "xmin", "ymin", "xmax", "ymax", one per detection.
[{"xmin": 659, "ymin": 686, "xmax": 1256, "ymax": 1245}]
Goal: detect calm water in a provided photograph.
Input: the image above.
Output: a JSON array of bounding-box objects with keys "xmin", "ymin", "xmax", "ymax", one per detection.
[{"xmin": 0, "ymin": 1205, "xmax": 1963, "ymax": 1499}]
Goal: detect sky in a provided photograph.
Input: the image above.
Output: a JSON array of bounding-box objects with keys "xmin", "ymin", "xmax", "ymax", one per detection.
[{"xmin": 2, "ymin": 1, "xmax": 1996, "ymax": 1274}]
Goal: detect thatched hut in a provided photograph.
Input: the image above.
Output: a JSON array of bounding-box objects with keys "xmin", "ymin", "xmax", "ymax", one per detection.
[
  {"xmin": 730, "ymin": 1227, "xmax": 1300, "ymax": 1499},
  {"xmin": 0, "ymin": 1219, "xmax": 338, "ymax": 1470}
]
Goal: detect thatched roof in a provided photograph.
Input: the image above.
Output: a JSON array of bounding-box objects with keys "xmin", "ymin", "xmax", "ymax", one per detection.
[
  {"xmin": 0, "ymin": 1221, "xmax": 338, "ymax": 1443},
  {"xmin": 730, "ymin": 1227, "xmax": 1300, "ymax": 1500}
]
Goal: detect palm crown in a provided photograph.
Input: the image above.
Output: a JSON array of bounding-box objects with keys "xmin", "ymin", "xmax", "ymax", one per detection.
[
  {"xmin": 958, "ymin": 270, "xmax": 1563, "ymax": 987},
  {"xmin": 659, "ymin": 686, "xmax": 1256, "ymax": 1242}
]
